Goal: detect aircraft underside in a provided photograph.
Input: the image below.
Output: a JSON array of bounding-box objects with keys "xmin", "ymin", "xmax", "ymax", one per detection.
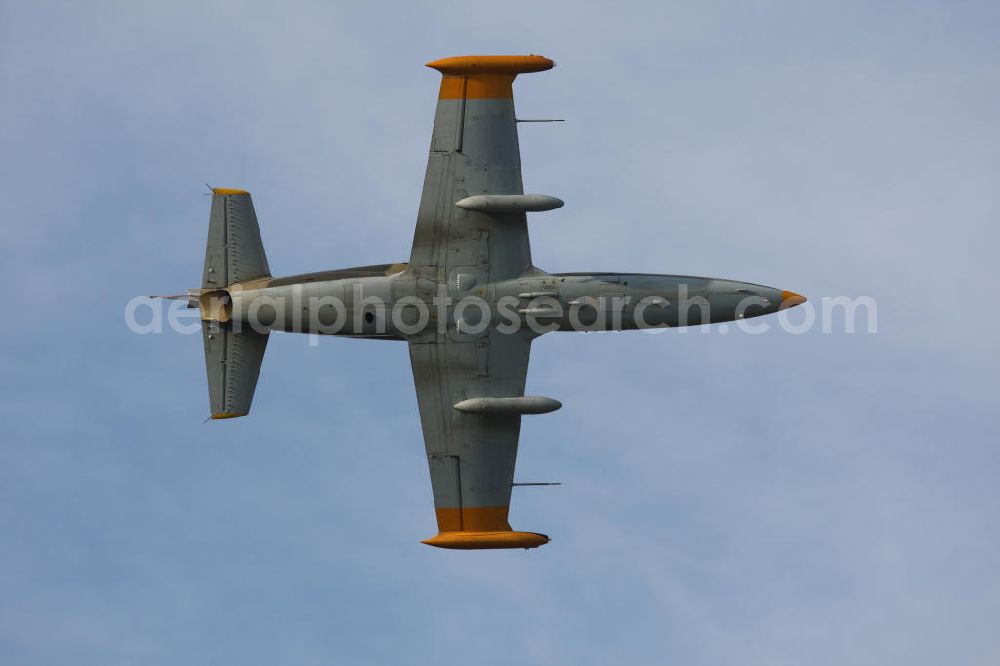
[{"xmin": 172, "ymin": 55, "xmax": 805, "ymax": 549}]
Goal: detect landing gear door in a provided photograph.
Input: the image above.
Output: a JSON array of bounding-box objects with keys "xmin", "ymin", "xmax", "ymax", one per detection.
[
  {"xmin": 448, "ymin": 266, "xmax": 490, "ymax": 341},
  {"xmin": 447, "ymin": 226, "xmax": 491, "ymax": 342}
]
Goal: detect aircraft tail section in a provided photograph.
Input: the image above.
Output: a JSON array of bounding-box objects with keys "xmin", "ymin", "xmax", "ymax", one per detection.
[
  {"xmin": 200, "ymin": 188, "xmax": 271, "ymax": 419},
  {"xmin": 202, "ymin": 323, "xmax": 268, "ymax": 419},
  {"xmin": 202, "ymin": 188, "xmax": 270, "ymax": 289}
]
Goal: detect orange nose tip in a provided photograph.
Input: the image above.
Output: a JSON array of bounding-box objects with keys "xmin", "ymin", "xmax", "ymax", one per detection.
[{"xmin": 779, "ymin": 290, "xmax": 808, "ymax": 309}]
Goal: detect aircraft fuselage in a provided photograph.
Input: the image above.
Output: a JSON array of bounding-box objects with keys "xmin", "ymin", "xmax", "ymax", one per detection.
[{"xmin": 216, "ymin": 263, "xmax": 802, "ymax": 339}]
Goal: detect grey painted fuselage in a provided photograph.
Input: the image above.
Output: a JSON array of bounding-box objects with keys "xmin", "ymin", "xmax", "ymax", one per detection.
[{"xmin": 226, "ymin": 264, "xmax": 789, "ymax": 338}]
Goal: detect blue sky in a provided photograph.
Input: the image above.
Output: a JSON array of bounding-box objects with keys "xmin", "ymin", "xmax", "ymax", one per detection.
[{"xmin": 2, "ymin": 1, "xmax": 999, "ymax": 664}]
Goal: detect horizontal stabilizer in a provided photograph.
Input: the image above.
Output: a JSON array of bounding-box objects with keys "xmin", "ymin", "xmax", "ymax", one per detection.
[
  {"xmin": 198, "ymin": 189, "xmax": 271, "ymax": 419},
  {"xmin": 202, "ymin": 323, "xmax": 268, "ymax": 419},
  {"xmin": 203, "ymin": 189, "xmax": 270, "ymax": 289}
]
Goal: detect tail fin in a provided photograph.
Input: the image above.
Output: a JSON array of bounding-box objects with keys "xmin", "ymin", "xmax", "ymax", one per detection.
[{"xmin": 200, "ymin": 188, "xmax": 271, "ymax": 420}]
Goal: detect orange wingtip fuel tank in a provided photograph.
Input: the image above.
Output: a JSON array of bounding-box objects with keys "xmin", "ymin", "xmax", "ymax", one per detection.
[
  {"xmin": 428, "ymin": 55, "xmax": 555, "ymax": 100},
  {"xmin": 422, "ymin": 531, "xmax": 550, "ymax": 550},
  {"xmin": 425, "ymin": 55, "xmax": 554, "ymax": 75}
]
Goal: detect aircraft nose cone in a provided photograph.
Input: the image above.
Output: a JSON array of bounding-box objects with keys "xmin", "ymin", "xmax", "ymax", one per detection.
[{"xmin": 779, "ymin": 290, "xmax": 808, "ymax": 310}]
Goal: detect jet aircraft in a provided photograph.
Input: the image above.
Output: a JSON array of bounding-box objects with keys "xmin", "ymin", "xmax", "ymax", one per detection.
[{"xmin": 174, "ymin": 55, "xmax": 806, "ymax": 550}]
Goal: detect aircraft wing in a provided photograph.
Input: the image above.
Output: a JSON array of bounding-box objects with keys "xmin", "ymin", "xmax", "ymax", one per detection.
[
  {"xmin": 409, "ymin": 328, "xmax": 549, "ymax": 549},
  {"xmin": 408, "ymin": 55, "xmax": 556, "ymax": 283},
  {"xmin": 407, "ymin": 56, "xmax": 557, "ymax": 549}
]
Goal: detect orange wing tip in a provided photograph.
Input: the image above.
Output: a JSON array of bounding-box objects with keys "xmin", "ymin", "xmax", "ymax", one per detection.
[
  {"xmin": 212, "ymin": 188, "xmax": 250, "ymax": 196},
  {"xmin": 422, "ymin": 531, "xmax": 550, "ymax": 550},
  {"xmin": 211, "ymin": 412, "xmax": 248, "ymax": 420},
  {"xmin": 426, "ymin": 55, "xmax": 554, "ymax": 76}
]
